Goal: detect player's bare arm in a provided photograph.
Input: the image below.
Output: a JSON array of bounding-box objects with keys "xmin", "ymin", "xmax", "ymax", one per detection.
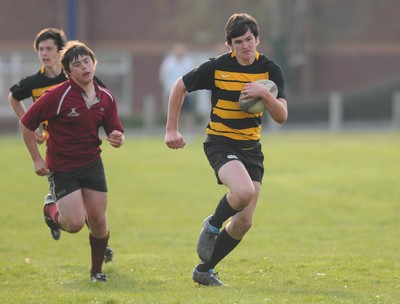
[
  {"xmin": 165, "ymin": 77, "xmax": 186, "ymax": 149},
  {"xmin": 20, "ymin": 122, "xmax": 49, "ymax": 176},
  {"xmin": 8, "ymin": 93, "xmax": 46, "ymax": 144},
  {"xmin": 240, "ymin": 81, "xmax": 288, "ymax": 124},
  {"xmin": 264, "ymin": 96, "xmax": 288, "ymax": 124},
  {"xmin": 7, "ymin": 93, "xmax": 26, "ymax": 118}
]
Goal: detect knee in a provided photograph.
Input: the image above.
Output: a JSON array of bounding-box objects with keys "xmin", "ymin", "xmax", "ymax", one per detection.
[
  {"xmin": 87, "ymin": 218, "xmax": 108, "ymax": 235},
  {"xmin": 232, "ymin": 186, "xmax": 256, "ymax": 210},
  {"xmin": 59, "ymin": 215, "xmax": 85, "ymax": 233},
  {"xmin": 62, "ymin": 221, "xmax": 85, "ymax": 233}
]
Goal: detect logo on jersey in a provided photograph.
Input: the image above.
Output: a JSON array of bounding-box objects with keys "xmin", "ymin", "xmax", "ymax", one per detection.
[
  {"xmin": 227, "ymin": 154, "xmax": 238, "ymax": 160},
  {"xmin": 66, "ymin": 108, "xmax": 80, "ymax": 117}
]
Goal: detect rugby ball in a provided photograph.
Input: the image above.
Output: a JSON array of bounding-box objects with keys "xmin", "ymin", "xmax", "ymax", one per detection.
[{"xmin": 239, "ymin": 79, "xmax": 278, "ymax": 114}]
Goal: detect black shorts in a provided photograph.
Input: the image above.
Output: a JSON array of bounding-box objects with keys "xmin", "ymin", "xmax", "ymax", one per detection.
[
  {"xmin": 203, "ymin": 139, "xmax": 264, "ymax": 185},
  {"xmin": 47, "ymin": 158, "xmax": 108, "ymax": 201}
]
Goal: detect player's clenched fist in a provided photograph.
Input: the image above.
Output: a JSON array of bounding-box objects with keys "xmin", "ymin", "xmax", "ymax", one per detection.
[{"xmin": 165, "ymin": 130, "xmax": 186, "ymax": 149}]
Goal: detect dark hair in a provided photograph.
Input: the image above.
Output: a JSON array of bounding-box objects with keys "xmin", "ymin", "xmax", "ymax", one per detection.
[
  {"xmin": 224, "ymin": 13, "xmax": 259, "ymax": 46},
  {"xmin": 60, "ymin": 41, "xmax": 97, "ymax": 76},
  {"xmin": 33, "ymin": 28, "xmax": 67, "ymax": 52}
]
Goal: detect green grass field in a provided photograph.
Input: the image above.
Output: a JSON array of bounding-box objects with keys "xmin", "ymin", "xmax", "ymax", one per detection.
[{"xmin": 0, "ymin": 132, "xmax": 399, "ymax": 303}]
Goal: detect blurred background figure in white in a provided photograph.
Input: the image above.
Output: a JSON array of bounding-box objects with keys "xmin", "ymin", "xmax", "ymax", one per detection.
[{"xmin": 159, "ymin": 43, "xmax": 195, "ymax": 135}]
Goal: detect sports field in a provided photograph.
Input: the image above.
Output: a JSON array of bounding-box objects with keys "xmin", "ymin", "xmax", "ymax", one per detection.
[{"xmin": 0, "ymin": 132, "xmax": 399, "ymax": 303}]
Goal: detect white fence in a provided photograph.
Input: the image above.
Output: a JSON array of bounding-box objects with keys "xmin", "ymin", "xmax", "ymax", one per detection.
[{"xmin": 326, "ymin": 91, "xmax": 400, "ymax": 132}]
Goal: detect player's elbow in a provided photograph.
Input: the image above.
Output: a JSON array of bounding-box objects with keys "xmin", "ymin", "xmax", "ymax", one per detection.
[
  {"xmin": 275, "ymin": 113, "xmax": 288, "ymax": 124},
  {"xmin": 271, "ymin": 109, "xmax": 288, "ymax": 124},
  {"xmin": 273, "ymin": 99, "xmax": 288, "ymax": 124}
]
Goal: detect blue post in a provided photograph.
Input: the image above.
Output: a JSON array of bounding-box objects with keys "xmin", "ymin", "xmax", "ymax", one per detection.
[{"xmin": 67, "ymin": 0, "xmax": 76, "ymax": 40}]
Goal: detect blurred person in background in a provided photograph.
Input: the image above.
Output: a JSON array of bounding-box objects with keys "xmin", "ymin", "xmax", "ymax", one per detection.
[
  {"xmin": 159, "ymin": 43, "xmax": 196, "ymax": 136},
  {"xmin": 165, "ymin": 13, "xmax": 288, "ymax": 286},
  {"xmin": 19, "ymin": 41, "xmax": 125, "ymax": 282},
  {"xmin": 7, "ymin": 28, "xmax": 114, "ymax": 262}
]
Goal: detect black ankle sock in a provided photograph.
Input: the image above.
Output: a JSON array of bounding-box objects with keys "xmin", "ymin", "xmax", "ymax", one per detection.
[
  {"xmin": 196, "ymin": 262, "xmax": 211, "ymax": 272},
  {"xmin": 209, "ymin": 194, "xmax": 239, "ymax": 228}
]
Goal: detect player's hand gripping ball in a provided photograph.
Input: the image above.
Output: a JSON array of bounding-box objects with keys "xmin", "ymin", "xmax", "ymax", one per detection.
[{"xmin": 239, "ymin": 79, "xmax": 278, "ymax": 114}]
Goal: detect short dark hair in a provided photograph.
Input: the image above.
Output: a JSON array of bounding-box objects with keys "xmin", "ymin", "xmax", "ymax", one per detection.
[
  {"xmin": 33, "ymin": 28, "xmax": 67, "ymax": 52},
  {"xmin": 60, "ymin": 40, "xmax": 97, "ymax": 76},
  {"xmin": 224, "ymin": 13, "xmax": 259, "ymax": 46}
]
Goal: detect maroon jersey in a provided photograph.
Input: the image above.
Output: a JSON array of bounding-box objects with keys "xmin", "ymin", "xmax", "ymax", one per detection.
[{"xmin": 21, "ymin": 79, "xmax": 124, "ymax": 172}]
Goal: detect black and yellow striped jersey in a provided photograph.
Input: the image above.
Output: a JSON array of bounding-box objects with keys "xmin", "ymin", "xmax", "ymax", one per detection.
[
  {"xmin": 183, "ymin": 51, "xmax": 286, "ymax": 148},
  {"xmin": 10, "ymin": 66, "xmax": 67, "ymax": 102}
]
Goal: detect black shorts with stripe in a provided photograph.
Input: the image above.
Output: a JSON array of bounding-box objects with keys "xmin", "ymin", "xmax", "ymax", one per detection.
[
  {"xmin": 47, "ymin": 158, "xmax": 108, "ymax": 201},
  {"xmin": 203, "ymin": 137, "xmax": 264, "ymax": 185}
]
